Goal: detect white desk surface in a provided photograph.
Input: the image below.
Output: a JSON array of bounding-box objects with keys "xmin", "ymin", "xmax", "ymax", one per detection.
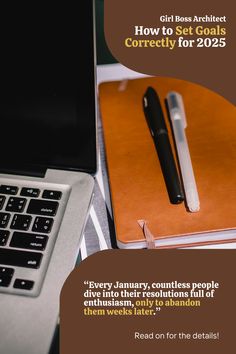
[{"xmin": 97, "ymin": 63, "xmax": 149, "ymax": 85}]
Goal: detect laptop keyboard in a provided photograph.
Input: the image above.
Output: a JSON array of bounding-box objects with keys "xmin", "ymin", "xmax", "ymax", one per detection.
[{"xmin": 0, "ymin": 183, "xmax": 68, "ymax": 297}]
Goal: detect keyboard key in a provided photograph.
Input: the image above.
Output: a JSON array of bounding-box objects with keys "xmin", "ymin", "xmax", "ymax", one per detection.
[
  {"xmin": 0, "ymin": 212, "xmax": 10, "ymax": 228},
  {"xmin": 0, "ymin": 185, "xmax": 18, "ymax": 195},
  {"xmin": 0, "ymin": 196, "xmax": 6, "ymax": 210},
  {"xmin": 0, "ymin": 266, "xmax": 14, "ymax": 277},
  {"xmin": 42, "ymin": 190, "xmax": 62, "ymax": 200},
  {"xmin": 10, "ymin": 214, "xmax": 32, "ymax": 231},
  {"xmin": 0, "ymin": 248, "xmax": 42, "ymax": 268},
  {"xmin": 27, "ymin": 199, "xmax": 58, "ymax": 216},
  {"xmin": 14, "ymin": 279, "xmax": 34, "ymax": 290},
  {"xmin": 32, "ymin": 217, "xmax": 54, "ymax": 233},
  {"xmin": 0, "ymin": 230, "xmax": 10, "ymax": 246},
  {"xmin": 21, "ymin": 188, "xmax": 40, "ymax": 198},
  {"xmin": 6, "ymin": 197, "xmax": 26, "ymax": 213},
  {"xmin": 0, "ymin": 275, "xmax": 12, "ymax": 287},
  {"xmin": 10, "ymin": 232, "xmax": 48, "ymax": 251}
]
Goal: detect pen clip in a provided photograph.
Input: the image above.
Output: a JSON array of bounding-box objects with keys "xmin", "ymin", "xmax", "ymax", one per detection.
[
  {"xmin": 167, "ymin": 92, "xmax": 187, "ymax": 129},
  {"xmin": 143, "ymin": 95, "xmax": 155, "ymax": 137}
]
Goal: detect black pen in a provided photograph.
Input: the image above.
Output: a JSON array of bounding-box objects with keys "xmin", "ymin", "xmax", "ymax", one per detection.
[{"xmin": 143, "ymin": 87, "xmax": 184, "ymax": 204}]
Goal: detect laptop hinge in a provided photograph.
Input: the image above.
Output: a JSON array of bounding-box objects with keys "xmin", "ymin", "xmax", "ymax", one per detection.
[{"xmin": 0, "ymin": 166, "xmax": 46, "ymax": 178}]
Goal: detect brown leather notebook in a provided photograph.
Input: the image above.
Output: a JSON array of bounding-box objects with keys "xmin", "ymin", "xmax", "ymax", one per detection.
[{"xmin": 99, "ymin": 77, "xmax": 236, "ymax": 248}]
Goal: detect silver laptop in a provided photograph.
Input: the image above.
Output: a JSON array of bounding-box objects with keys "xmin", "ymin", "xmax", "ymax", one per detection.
[{"xmin": 0, "ymin": 2, "xmax": 97, "ymax": 353}]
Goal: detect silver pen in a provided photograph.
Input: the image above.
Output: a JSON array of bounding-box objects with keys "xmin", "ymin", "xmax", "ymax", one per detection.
[{"xmin": 167, "ymin": 92, "xmax": 200, "ymax": 212}]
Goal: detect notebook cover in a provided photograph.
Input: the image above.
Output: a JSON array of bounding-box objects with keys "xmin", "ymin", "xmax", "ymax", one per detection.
[{"xmin": 99, "ymin": 77, "xmax": 236, "ymax": 247}]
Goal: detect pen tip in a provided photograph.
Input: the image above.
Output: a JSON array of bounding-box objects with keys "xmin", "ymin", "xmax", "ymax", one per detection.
[
  {"xmin": 188, "ymin": 204, "xmax": 200, "ymax": 213},
  {"xmin": 186, "ymin": 190, "xmax": 200, "ymax": 213},
  {"xmin": 146, "ymin": 86, "xmax": 155, "ymax": 93}
]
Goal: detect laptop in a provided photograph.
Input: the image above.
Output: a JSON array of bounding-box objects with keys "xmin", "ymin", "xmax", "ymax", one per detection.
[{"xmin": 0, "ymin": 1, "xmax": 96, "ymax": 353}]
